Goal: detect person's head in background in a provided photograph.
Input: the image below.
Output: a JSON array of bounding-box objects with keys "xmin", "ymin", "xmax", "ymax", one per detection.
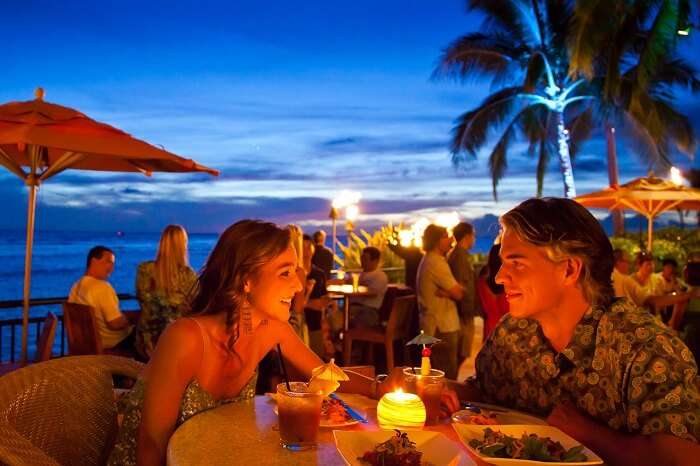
[
  {"xmin": 154, "ymin": 224, "xmax": 190, "ymax": 293},
  {"xmin": 312, "ymin": 230, "xmax": 326, "ymax": 247},
  {"xmin": 613, "ymin": 249, "xmax": 631, "ymax": 274},
  {"xmin": 422, "ymin": 224, "xmax": 452, "ymax": 256},
  {"xmin": 484, "ymin": 243, "xmax": 505, "ymax": 295},
  {"xmin": 86, "ymin": 245, "xmax": 115, "ymax": 280},
  {"xmin": 661, "ymin": 258, "xmax": 678, "ymax": 281},
  {"xmin": 635, "ymin": 252, "xmax": 655, "ymax": 280},
  {"xmin": 453, "ymin": 222, "xmax": 475, "ymax": 251},
  {"xmin": 302, "ymin": 234, "xmax": 315, "ymax": 270},
  {"xmin": 287, "ymin": 224, "xmax": 304, "ymax": 270},
  {"xmin": 360, "ymin": 247, "xmax": 381, "ymax": 272}
]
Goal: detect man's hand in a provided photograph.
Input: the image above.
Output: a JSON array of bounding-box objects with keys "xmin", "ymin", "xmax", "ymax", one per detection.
[{"xmin": 440, "ymin": 389, "xmax": 461, "ymax": 419}]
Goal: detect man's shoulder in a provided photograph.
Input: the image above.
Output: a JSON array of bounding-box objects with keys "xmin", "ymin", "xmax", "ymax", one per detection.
[{"xmin": 599, "ymin": 299, "xmax": 685, "ymax": 351}]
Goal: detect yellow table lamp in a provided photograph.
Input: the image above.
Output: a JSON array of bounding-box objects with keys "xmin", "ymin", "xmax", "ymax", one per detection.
[{"xmin": 377, "ymin": 389, "xmax": 426, "ymax": 430}]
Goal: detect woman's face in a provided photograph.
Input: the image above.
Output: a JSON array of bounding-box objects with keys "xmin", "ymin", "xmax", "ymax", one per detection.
[{"xmin": 247, "ymin": 245, "xmax": 303, "ymax": 322}]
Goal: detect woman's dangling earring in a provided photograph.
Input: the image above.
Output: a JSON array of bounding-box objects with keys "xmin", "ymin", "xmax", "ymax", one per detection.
[{"xmin": 241, "ymin": 293, "xmax": 254, "ymax": 335}]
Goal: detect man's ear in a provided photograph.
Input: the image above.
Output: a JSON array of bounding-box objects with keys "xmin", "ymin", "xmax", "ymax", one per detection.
[
  {"xmin": 243, "ymin": 280, "xmax": 251, "ymax": 294},
  {"xmin": 563, "ymin": 257, "xmax": 584, "ymax": 285}
]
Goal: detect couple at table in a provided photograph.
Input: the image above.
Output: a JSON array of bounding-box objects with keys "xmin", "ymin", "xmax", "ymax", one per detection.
[{"xmin": 109, "ymin": 199, "xmax": 699, "ymax": 466}]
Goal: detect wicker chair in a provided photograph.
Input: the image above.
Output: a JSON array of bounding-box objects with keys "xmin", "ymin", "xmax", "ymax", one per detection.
[{"xmin": 0, "ymin": 355, "xmax": 143, "ymax": 466}]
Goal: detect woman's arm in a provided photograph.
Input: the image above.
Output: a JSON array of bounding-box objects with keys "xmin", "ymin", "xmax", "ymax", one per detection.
[{"xmin": 136, "ymin": 319, "xmax": 203, "ymax": 466}]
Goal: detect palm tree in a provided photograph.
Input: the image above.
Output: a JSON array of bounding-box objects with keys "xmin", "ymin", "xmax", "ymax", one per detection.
[
  {"xmin": 434, "ymin": 0, "xmax": 591, "ymax": 199},
  {"xmin": 569, "ymin": 0, "xmax": 698, "ymax": 234}
]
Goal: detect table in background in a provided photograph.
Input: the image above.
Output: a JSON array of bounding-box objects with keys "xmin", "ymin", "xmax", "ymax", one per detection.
[
  {"xmin": 166, "ymin": 393, "xmax": 481, "ymax": 466},
  {"xmin": 326, "ymin": 284, "xmax": 372, "ymax": 333}
]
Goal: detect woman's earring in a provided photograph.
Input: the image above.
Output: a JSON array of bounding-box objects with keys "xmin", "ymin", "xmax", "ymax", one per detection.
[{"xmin": 241, "ymin": 293, "xmax": 254, "ymax": 335}]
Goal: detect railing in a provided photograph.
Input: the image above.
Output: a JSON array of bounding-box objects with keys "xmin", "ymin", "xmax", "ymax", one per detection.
[{"xmin": 0, "ymin": 294, "xmax": 137, "ymax": 363}]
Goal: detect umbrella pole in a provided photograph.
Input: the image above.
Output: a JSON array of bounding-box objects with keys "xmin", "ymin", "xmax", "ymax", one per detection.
[
  {"xmin": 647, "ymin": 215, "xmax": 653, "ymax": 252},
  {"xmin": 21, "ymin": 181, "xmax": 38, "ymax": 363}
]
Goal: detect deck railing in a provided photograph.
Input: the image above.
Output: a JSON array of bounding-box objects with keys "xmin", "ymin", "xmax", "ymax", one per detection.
[{"xmin": 0, "ymin": 294, "xmax": 137, "ymax": 363}]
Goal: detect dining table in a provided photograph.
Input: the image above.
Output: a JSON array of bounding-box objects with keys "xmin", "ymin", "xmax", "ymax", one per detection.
[
  {"xmin": 166, "ymin": 392, "xmax": 485, "ymax": 466},
  {"xmin": 326, "ymin": 284, "xmax": 373, "ymax": 334}
]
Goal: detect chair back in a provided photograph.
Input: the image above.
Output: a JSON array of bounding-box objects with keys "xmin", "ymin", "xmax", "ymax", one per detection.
[
  {"xmin": 0, "ymin": 355, "xmax": 143, "ymax": 466},
  {"xmin": 34, "ymin": 313, "xmax": 58, "ymax": 363},
  {"xmin": 386, "ymin": 295, "xmax": 416, "ymax": 340},
  {"xmin": 378, "ymin": 284, "xmax": 413, "ymax": 323},
  {"xmin": 63, "ymin": 302, "xmax": 102, "ymax": 355}
]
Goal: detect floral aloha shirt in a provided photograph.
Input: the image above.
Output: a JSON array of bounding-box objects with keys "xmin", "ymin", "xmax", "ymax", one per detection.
[{"xmin": 475, "ymin": 298, "xmax": 700, "ymax": 442}]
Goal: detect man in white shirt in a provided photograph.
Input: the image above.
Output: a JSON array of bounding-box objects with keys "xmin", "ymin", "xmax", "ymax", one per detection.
[
  {"xmin": 611, "ymin": 249, "xmax": 694, "ymax": 314},
  {"xmin": 349, "ymin": 247, "xmax": 388, "ymax": 328},
  {"xmin": 416, "ymin": 224, "xmax": 464, "ymax": 379},
  {"xmin": 68, "ymin": 245, "xmax": 134, "ymax": 350}
]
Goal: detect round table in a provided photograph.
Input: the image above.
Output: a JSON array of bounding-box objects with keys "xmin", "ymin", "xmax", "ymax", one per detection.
[
  {"xmin": 166, "ymin": 393, "xmax": 479, "ymax": 465},
  {"xmin": 326, "ymin": 284, "xmax": 373, "ymax": 332}
]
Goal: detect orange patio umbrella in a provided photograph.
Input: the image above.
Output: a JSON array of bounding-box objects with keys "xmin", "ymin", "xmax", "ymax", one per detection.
[
  {"xmin": 0, "ymin": 88, "xmax": 219, "ymax": 361},
  {"xmin": 575, "ymin": 174, "xmax": 700, "ymax": 251}
]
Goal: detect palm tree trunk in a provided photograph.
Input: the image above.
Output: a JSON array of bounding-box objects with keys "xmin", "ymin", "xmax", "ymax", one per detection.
[
  {"xmin": 555, "ymin": 111, "xmax": 576, "ymax": 198},
  {"xmin": 605, "ymin": 125, "xmax": 624, "ymax": 235}
]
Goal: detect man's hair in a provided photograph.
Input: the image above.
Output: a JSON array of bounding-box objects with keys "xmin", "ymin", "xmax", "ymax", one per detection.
[
  {"xmin": 453, "ymin": 222, "xmax": 474, "ymax": 242},
  {"xmin": 636, "ymin": 251, "xmax": 654, "ymax": 266},
  {"xmin": 422, "ymin": 224, "xmax": 447, "ymax": 252},
  {"xmin": 86, "ymin": 245, "xmax": 113, "ymax": 270},
  {"xmin": 662, "ymin": 258, "xmax": 678, "ymax": 268},
  {"xmin": 612, "ymin": 249, "xmax": 627, "ymax": 264},
  {"xmin": 500, "ymin": 197, "xmax": 614, "ymax": 308},
  {"xmin": 312, "ymin": 230, "xmax": 325, "ymax": 244},
  {"xmin": 362, "ymin": 246, "xmax": 381, "ymax": 261}
]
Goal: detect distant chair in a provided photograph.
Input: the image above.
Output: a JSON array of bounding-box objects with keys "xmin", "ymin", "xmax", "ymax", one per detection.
[
  {"xmin": 0, "ymin": 355, "xmax": 143, "ymax": 466},
  {"xmin": 0, "ymin": 312, "xmax": 57, "ymax": 377},
  {"xmin": 62, "ymin": 303, "xmax": 133, "ymax": 358},
  {"xmin": 343, "ymin": 294, "xmax": 416, "ymax": 371}
]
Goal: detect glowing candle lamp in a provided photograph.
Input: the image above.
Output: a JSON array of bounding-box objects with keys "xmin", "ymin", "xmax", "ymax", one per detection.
[{"xmin": 377, "ymin": 389, "xmax": 426, "ymax": 430}]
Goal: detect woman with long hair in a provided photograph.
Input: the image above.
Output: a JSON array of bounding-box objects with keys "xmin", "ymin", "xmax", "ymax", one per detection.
[
  {"xmin": 134, "ymin": 225, "xmax": 197, "ymax": 360},
  {"xmin": 109, "ymin": 220, "xmax": 386, "ymax": 465}
]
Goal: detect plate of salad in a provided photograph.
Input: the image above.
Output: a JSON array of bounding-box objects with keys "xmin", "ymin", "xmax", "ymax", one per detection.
[{"xmin": 453, "ymin": 424, "xmax": 603, "ymax": 465}]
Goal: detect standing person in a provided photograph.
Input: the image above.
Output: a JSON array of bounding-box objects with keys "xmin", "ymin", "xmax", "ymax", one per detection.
[
  {"xmin": 301, "ymin": 234, "xmax": 336, "ymax": 358},
  {"xmin": 134, "ymin": 225, "xmax": 197, "ymax": 360},
  {"xmin": 448, "ymin": 222, "xmax": 478, "ymax": 365},
  {"xmin": 476, "ymin": 243, "xmax": 509, "ymax": 338},
  {"xmin": 387, "ymin": 240, "xmax": 424, "ymax": 291},
  {"xmin": 68, "ymin": 246, "xmax": 134, "ymax": 351},
  {"xmin": 108, "ymin": 220, "xmax": 393, "ymax": 465},
  {"xmin": 311, "ymin": 230, "xmax": 334, "ymax": 279},
  {"xmin": 416, "ymin": 225, "xmax": 463, "ymax": 379},
  {"xmin": 447, "ymin": 198, "xmax": 700, "ymax": 466}
]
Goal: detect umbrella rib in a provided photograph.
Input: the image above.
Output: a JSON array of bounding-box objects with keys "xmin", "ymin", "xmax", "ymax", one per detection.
[
  {"xmin": 0, "ymin": 147, "xmax": 27, "ymax": 179},
  {"xmin": 38, "ymin": 151, "xmax": 87, "ymax": 182}
]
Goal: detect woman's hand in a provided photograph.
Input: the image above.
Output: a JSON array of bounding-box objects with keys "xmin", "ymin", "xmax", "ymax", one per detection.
[{"xmin": 440, "ymin": 389, "xmax": 461, "ymax": 419}]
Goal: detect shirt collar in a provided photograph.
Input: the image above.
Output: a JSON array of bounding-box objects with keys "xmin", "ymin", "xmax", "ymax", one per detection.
[{"xmin": 557, "ymin": 306, "xmax": 604, "ymax": 368}]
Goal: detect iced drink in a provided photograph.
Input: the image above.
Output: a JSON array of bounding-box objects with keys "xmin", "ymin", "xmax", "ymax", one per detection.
[
  {"xmin": 403, "ymin": 368, "xmax": 445, "ymax": 425},
  {"xmin": 276, "ymin": 382, "xmax": 323, "ymax": 450}
]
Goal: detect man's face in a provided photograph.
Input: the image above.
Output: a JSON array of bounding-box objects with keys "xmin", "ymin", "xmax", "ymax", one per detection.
[
  {"xmin": 91, "ymin": 253, "xmax": 115, "ymax": 280},
  {"xmin": 616, "ymin": 254, "xmax": 630, "ymax": 274},
  {"xmin": 638, "ymin": 260, "xmax": 654, "ymax": 279},
  {"xmin": 496, "ymin": 229, "xmax": 568, "ymax": 320},
  {"xmin": 662, "ymin": 264, "xmax": 676, "ymax": 280},
  {"xmin": 462, "ymin": 232, "xmax": 476, "ymax": 250}
]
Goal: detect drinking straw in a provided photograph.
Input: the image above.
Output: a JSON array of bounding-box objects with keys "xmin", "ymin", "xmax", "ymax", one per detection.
[{"xmin": 276, "ymin": 343, "xmax": 292, "ymax": 391}]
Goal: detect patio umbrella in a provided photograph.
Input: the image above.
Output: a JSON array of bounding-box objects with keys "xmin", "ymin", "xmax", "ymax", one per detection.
[
  {"xmin": 0, "ymin": 88, "xmax": 219, "ymax": 361},
  {"xmin": 575, "ymin": 174, "xmax": 700, "ymax": 251}
]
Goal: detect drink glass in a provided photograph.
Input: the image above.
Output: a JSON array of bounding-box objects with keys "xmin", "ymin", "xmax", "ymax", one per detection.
[
  {"xmin": 402, "ymin": 368, "xmax": 445, "ymax": 425},
  {"xmin": 350, "ymin": 273, "xmax": 360, "ymax": 291},
  {"xmin": 276, "ymin": 382, "xmax": 323, "ymax": 451}
]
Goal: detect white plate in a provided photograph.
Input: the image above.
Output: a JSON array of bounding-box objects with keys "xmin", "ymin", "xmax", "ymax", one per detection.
[
  {"xmin": 452, "ymin": 402, "xmax": 547, "ymax": 425},
  {"xmin": 333, "ymin": 429, "xmax": 474, "ymax": 466},
  {"xmin": 453, "ymin": 424, "xmax": 603, "ymax": 466}
]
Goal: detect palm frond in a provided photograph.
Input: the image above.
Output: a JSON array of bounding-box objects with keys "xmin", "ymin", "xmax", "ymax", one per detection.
[
  {"xmin": 450, "ymin": 87, "xmax": 524, "ymax": 159},
  {"xmin": 432, "ymin": 32, "xmax": 524, "ymax": 83},
  {"xmin": 636, "ymin": 1, "xmax": 683, "ymax": 88},
  {"xmin": 468, "ymin": 0, "xmax": 542, "ymax": 46}
]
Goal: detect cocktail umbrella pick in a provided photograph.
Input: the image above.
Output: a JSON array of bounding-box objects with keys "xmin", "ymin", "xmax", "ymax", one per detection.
[
  {"xmin": 308, "ymin": 358, "xmax": 349, "ymax": 395},
  {"xmin": 406, "ymin": 330, "xmax": 441, "ymax": 375}
]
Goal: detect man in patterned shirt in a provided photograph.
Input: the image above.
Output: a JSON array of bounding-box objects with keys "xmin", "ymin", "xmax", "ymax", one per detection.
[{"xmin": 448, "ymin": 198, "xmax": 700, "ymax": 466}]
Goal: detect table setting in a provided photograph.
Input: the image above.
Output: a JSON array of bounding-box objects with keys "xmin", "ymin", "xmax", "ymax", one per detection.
[{"xmin": 166, "ymin": 336, "xmax": 604, "ymax": 466}]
